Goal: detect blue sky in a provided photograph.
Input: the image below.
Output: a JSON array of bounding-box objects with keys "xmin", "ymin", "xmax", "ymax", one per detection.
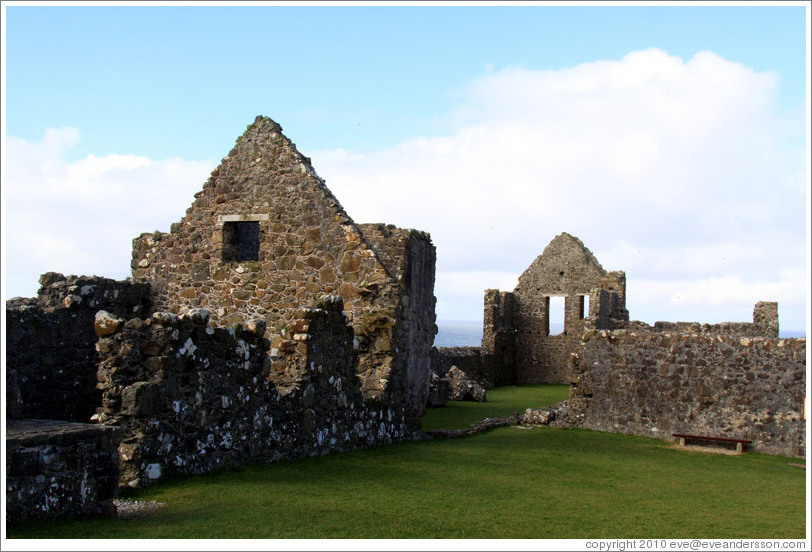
[{"xmin": 2, "ymin": 2, "xmax": 810, "ymax": 334}]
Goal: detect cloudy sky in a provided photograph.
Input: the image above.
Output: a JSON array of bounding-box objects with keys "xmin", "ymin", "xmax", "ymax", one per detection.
[{"xmin": 2, "ymin": 2, "xmax": 809, "ymax": 334}]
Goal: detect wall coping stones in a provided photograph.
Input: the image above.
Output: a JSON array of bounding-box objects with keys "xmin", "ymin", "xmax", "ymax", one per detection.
[{"xmin": 6, "ymin": 419, "xmax": 121, "ymax": 447}]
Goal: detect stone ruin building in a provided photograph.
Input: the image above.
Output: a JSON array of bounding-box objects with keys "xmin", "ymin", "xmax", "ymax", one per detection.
[
  {"xmin": 5, "ymin": 117, "xmax": 806, "ymax": 524},
  {"xmin": 6, "ymin": 116, "xmax": 437, "ymax": 521},
  {"xmin": 433, "ymin": 232, "xmax": 805, "ymax": 458}
]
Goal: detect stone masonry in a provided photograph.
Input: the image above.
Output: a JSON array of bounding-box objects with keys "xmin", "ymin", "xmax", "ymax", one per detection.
[
  {"xmin": 6, "ymin": 420, "xmax": 121, "ymax": 522},
  {"xmin": 570, "ymin": 328, "xmax": 805, "ymax": 457},
  {"xmin": 6, "ymin": 273, "xmax": 151, "ymax": 422},
  {"xmin": 93, "ymin": 300, "xmax": 418, "ymax": 487},
  {"xmin": 6, "ymin": 116, "xmax": 806, "ymax": 521},
  {"xmin": 6, "ymin": 116, "xmax": 437, "ymax": 520},
  {"xmin": 130, "ymin": 116, "xmax": 436, "ymax": 413},
  {"xmin": 474, "ymin": 232, "xmax": 629, "ymax": 385},
  {"xmin": 432, "ymin": 232, "xmax": 804, "ymax": 458}
]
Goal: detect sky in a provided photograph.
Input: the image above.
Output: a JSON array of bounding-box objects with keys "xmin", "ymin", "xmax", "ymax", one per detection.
[{"xmin": 2, "ymin": 1, "xmax": 810, "ymax": 334}]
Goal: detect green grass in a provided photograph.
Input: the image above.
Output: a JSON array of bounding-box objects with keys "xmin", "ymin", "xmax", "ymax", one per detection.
[
  {"xmin": 6, "ymin": 386, "xmax": 806, "ymax": 539},
  {"xmin": 420, "ymin": 383, "xmax": 570, "ymax": 431}
]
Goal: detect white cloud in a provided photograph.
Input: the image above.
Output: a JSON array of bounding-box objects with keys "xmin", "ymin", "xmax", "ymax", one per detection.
[
  {"xmin": 627, "ymin": 268, "xmax": 806, "ymax": 328},
  {"xmin": 630, "ymin": 270, "xmax": 805, "ymax": 309},
  {"xmin": 3, "ymin": 49, "xmax": 805, "ymax": 332},
  {"xmin": 435, "ymin": 270, "xmax": 519, "ymax": 321},
  {"xmin": 3, "ymin": 128, "xmax": 215, "ymax": 299},
  {"xmin": 313, "ymin": 48, "xmax": 807, "ymax": 330}
]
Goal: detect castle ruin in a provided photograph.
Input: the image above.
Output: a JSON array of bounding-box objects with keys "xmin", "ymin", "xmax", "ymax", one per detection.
[
  {"xmin": 5, "ymin": 117, "xmax": 806, "ymax": 524},
  {"xmin": 6, "ymin": 116, "xmax": 437, "ymax": 521},
  {"xmin": 434, "ymin": 232, "xmax": 804, "ymax": 458}
]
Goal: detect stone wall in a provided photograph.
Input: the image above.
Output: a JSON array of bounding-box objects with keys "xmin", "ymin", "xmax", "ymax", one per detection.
[
  {"xmin": 488, "ymin": 233, "xmax": 629, "ymax": 384},
  {"xmin": 482, "ymin": 289, "xmax": 516, "ymax": 386},
  {"xmin": 6, "ymin": 420, "xmax": 121, "ymax": 522},
  {"xmin": 131, "ymin": 117, "xmax": 402, "ymax": 333},
  {"xmin": 570, "ymin": 329, "xmax": 806, "ymax": 457},
  {"xmin": 93, "ymin": 298, "xmax": 423, "ymax": 488},
  {"xmin": 429, "ymin": 346, "xmax": 499, "ymax": 388},
  {"xmin": 5, "ymin": 116, "xmax": 437, "ymax": 516},
  {"xmin": 130, "ymin": 116, "xmax": 436, "ymax": 414},
  {"xmin": 618, "ymin": 302, "xmax": 780, "ymax": 338},
  {"xmin": 355, "ymin": 223, "xmax": 438, "ymax": 429},
  {"xmin": 6, "ymin": 273, "xmax": 151, "ymax": 422}
]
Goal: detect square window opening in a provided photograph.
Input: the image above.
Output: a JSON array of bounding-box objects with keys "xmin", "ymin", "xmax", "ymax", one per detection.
[
  {"xmin": 549, "ymin": 296, "xmax": 565, "ymax": 335},
  {"xmin": 222, "ymin": 221, "xmax": 260, "ymax": 262}
]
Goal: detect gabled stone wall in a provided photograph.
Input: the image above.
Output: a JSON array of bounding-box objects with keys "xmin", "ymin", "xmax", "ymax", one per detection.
[
  {"xmin": 436, "ymin": 232, "xmax": 805, "ymax": 457},
  {"xmin": 130, "ymin": 116, "xmax": 436, "ymax": 411},
  {"xmin": 131, "ymin": 117, "xmax": 397, "ymax": 332},
  {"xmin": 511, "ymin": 234, "xmax": 626, "ymax": 384},
  {"xmin": 6, "ymin": 116, "xmax": 437, "ymax": 516},
  {"xmin": 482, "ymin": 232, "xmax": 628, "ymax": 384}
]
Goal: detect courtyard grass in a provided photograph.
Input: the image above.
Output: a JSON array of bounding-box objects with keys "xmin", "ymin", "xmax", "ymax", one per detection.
[
  {"xmin": 420, "ymin": 383, "xmax": 570, "ymax": 430},
  {"xmin": 6, "ymin": 386, "xmax": 806, "ymax": 540}
]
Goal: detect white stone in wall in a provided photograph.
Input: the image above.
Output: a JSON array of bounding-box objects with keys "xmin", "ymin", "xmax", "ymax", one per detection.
[{"xmin": 145, "ymin": 463, "xmax": 162, "ymax": 480}]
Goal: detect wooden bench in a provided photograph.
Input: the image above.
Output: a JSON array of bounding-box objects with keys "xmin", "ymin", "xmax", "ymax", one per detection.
[{"xmin": 672, "ymin": 433, "xmax": 752, "ymax": 453}]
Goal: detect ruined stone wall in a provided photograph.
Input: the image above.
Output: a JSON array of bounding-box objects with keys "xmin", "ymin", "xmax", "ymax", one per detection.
[
  {"xmin": 570, "ymin": 329, "xmax": 806, "ymax": 457},
  {"xmin": 510, "ymin": 233, "xmax": 626, "ymax": 384},
  {"xmin": 132, "ymin": 117, "xmax": 396, "ymax": 333},
  {"xmin": 94, "ymin": 299, "xmax": 419, "ymax": 488},
  {"xmin": 482, "ymin": 289, "xmax": 516, "ymax": 386},
  {"xmin": 608, "ymin": 302, "xmax": 781, "ymax": 339},
  {"xmin": 355, "ymin": 223, "xmax": 438, "ymax": 428},
  {"xmin": 429, "ymin": 346, "xmax": 500, "ymax": 388},
  {"xmin": 5, "ymin": 273, "xmax": 151, "ymax": 422},
  {"xmin": 617, "ymin": 302, "xmax": 781, "ymax": 338},
  {"xmin": 130, "ymin": 117, "xmax": 436, "ymax": 412},
  {"xmin": 515, "ymin": 334, "xmax": 575, "ymax": 384},
  {"xmin": 6, "ymin": 420, "xmax": 121, "ymax": 522}
]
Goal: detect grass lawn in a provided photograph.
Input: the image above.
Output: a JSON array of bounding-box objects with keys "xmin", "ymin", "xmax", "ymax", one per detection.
[
  {"xmin": 421, "ymin": 384, "xmax": 570, "ymax": 431},
  {"xmin": 6, "ymin": 386, "xmax": 806, "ymax": 539}
]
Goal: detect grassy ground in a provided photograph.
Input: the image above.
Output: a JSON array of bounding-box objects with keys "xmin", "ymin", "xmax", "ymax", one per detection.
[
  {"xmin": 420, "ymin": 384, "xmax": 570, "ymax": 431},
  {"xmin": 6, "ymin": 386, "xmax": 806, "ymax": 539}
]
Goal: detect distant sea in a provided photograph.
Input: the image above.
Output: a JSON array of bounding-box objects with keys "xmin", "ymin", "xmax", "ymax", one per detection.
[
  {"xmin": 435, "ymin": 320, "xmax": 567, "ymax": 347},
  {"xmin": 434, "ymin": 320, "xmax": 804, "ymax": 348},
  {"xmin": 434, "ymin": 321, "xmax": 482, "ymax": 348}
]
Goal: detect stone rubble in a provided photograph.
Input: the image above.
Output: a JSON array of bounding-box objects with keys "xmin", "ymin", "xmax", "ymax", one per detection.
[{"xmin": 445, "ymin": 366, "xmax": 487, "ymax": 402}]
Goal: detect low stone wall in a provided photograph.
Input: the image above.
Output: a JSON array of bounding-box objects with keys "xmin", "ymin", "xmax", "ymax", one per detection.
[
  {"xmin": 429, "ymin": 346, "xmax": 498, "ymax": 389},
  {"xmin": 6, "ymin": 420, "xmax": 121, "ymax": 522},
  {"xmin": 95, "ymin": 298, "xmax": 416, "ymax": 488},
  {"xmin": 570, "ymin": 329, "xmax": 806, "ymax": 457},
  {"xmin": 6, "ymin": 273, "xmax": 151, "ymax": 422},
  {"xmin": 514, "ymin": 332, "xmax": 578, "ymax": 384}
]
